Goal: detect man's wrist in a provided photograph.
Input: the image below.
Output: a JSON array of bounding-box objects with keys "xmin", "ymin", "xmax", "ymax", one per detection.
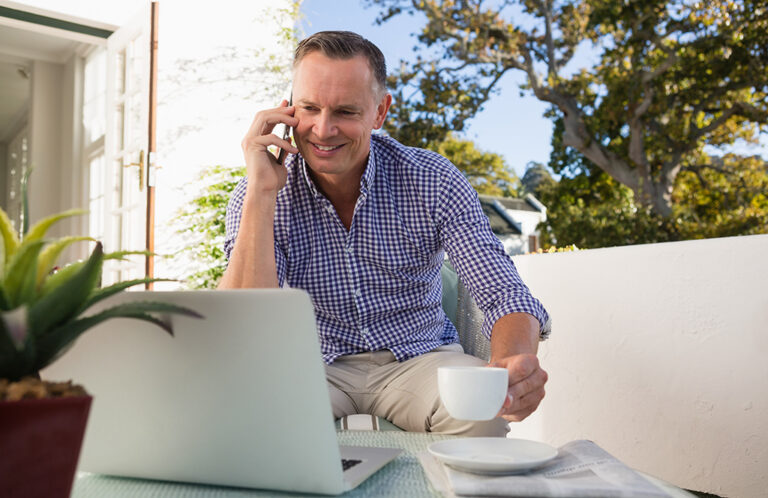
[{"xmin": 489, "ymin": 312, "xmax": 540, "ymax": 360}]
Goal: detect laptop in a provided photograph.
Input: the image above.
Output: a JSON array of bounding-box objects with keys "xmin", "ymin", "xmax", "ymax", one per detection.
[{"xmin": 42, "ymin": 289, "xmax": 402, "ymax": 495}]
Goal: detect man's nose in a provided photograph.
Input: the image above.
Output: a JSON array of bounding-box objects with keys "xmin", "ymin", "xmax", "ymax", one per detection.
[{"xmin": 312, "ymin": 111, "xmax": 337, "ymax": 138}]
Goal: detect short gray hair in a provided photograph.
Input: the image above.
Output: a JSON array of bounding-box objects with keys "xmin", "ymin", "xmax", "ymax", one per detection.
[{"xmin": 294, "ymin": 31, "xmax": 387, "ymax": 96}]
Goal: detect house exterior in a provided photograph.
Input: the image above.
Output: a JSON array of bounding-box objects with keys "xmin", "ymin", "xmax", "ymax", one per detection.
[
  {"xmin": 0, "ymin": 0, "xmax": 293, "ymax": 285},
  {"xmin": 478, "ymin": 193, "xmax": 547, "ymax": 255}
]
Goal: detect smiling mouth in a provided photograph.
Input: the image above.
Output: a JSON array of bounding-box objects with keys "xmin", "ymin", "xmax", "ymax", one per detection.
[{"xmin": 312, "ymin": 142, "xmax": 343, "ymax": 152}]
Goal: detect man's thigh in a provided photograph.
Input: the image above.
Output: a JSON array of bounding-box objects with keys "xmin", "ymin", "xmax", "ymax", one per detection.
[{"xmin": 369, "ymin": 345, "xmax": 508, "ymax": 436}]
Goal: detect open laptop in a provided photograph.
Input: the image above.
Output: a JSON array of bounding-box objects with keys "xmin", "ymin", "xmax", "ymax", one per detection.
[{"xmin": 42, "ymin": 289, "xmax": 402, "ymax": 495}]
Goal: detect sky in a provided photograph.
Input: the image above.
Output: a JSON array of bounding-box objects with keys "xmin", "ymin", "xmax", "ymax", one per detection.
[{"xmin": 299, "ymin": 0, "xmax": 553, "ymax": 177}]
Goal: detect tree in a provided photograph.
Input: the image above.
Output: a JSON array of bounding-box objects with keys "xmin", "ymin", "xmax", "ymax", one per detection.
[
  {"xmin": 535, "ymin": 116, "xmax": 768, "ymax": 248},
  {"xmin": 172, "ymin": 166, "xmax": 245, "ymax": 289},
  {"xmin": 521, "ymin": 161, "xmax": 556, "ymax": 196},
  {"xmin": 431, "ymin": 134, "xmax": 521, "ymax": 196},
  {"xmin": 370, "ymin": 0, "xmax": 768, "ymax": 218},
  {"xmin": 673, "ymin": 153, "xmax": 768, "ymax": 239}
]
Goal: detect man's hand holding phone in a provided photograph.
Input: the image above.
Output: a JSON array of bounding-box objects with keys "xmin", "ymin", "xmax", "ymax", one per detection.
[{"xmin": 241, "ymin": 99, "xmax": 298, "ymax": 195}]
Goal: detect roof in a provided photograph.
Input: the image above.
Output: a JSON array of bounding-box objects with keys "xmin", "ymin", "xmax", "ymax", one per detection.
[
  {"xmin": 478, "ymin": 194, "xmax": 545, "ymax": 213},
  {"xmin": 479, "ymin": 198, "xmax": 522, "ymax": 235}
]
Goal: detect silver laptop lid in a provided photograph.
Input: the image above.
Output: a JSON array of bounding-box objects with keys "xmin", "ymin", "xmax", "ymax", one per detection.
[{"xmin": 43, "ymin": 289, "xmax": 347, "ymax": 495}]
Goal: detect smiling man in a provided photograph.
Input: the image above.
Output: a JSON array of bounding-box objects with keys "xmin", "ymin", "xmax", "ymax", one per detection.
[{"xmin": 219, "ymin": 31, "xmax": 550, "ymax": 436}]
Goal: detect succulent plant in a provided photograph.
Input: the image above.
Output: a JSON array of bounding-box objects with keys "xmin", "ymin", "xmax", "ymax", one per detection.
[{"xmin": 0, "ymin": 175, "xmax": 201, "ymax": 383}]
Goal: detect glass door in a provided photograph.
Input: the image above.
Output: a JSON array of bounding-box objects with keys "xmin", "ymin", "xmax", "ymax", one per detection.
[{"xmin": 103, "ymin": 4, "xmax": 152, "ymax": 285}]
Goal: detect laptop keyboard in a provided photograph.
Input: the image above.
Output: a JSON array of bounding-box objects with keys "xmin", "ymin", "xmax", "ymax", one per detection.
[{"xmin": 341, "ymin": 458, "xmax": 363, "ymax": 471}]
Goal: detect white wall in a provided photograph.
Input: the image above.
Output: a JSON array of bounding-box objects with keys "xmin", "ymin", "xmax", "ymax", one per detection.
[
  {"xmin": 508, "ymin": 234, "xmax": 768, "ymax": 498},
  {"xmin": 0, "ymin": 142, "xmax": 6, "ymax": 207},
  {"xmin": 27, "ymin": 59, "xmax": 63, "ymax": 227},
  {"xmin": 507, "ymin": 208, "xmax": 544, "ymax": 237}
]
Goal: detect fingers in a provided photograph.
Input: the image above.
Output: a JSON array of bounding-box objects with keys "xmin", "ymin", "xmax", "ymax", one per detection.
[
  {"xmin": 242, "ymin": 102, "xmax": 299, "ymax": 149},
  {"xmin": 502, "ymin": 386, "xmax": 545, "ymax": 422},
  {"xmin": 241, "ymin": 132, "xmax": 298, "ymax": 160},
  {"xmin": 492, "ymin": 354, "xmax": 548, "ymax": 422},
  {"xmin": 507, "ymin": 364, "xmax": 547, "ymax": 401}
]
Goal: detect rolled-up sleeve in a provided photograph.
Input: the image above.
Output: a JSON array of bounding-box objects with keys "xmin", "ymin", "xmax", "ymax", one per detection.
[
  {"xmin": 223, "ymin": 177, "xmax": 287, "ymax": 287},
  {"xmin": 437, "ymin": 167, "xmax": 551, "ymax": 341}
]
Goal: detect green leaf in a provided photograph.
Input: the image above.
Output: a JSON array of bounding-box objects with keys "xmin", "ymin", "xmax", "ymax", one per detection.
[
  {"xmin": 38, "ymin": 260, "xmax": 85, "ymax": 298},
  {"xmin": 24, "ymin": 209, "xmax": 88, "ymax": 243},
  {"xmin": 0, "ymin": 307, "xmax": 35, "ymax": 380},
  {"xmin": 36, "ymin": 236, "xmax": 94, "ymax": 287},
  {"xmin": 2, "ymin": 240, "xmax": 46, "ymax": 309},
  {"xmin": 80, "ymin": 277, "xmax": 176, "ymax": 312},
  {"xmin": 94, "ymin": 301, "xmax": 204, "ymax": 323},
  {"xmin": 0, "ymin": 207, "xmax": 21, "ymax": 272},
  {"xmin": 33, "ymin": 303, "xmax": 203, "ymax": 371},
  {"xmin": 0, "ymin": 309, "xmax": 18, "ymax": 361},
  {"xmin": 103, "ymin": 249, "xmax": 158, "ymax": 262},
  {"xmin": 27, "ymin": 242, "xmax": 104, "ymax": 335}
]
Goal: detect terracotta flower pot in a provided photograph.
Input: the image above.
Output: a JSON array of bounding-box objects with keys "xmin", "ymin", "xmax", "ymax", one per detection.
[{"xmin": 0, "ymin": 395, "xmax": 92, "ymax": 498}]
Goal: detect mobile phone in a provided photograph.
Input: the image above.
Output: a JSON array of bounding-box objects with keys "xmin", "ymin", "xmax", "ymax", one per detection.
[{"xmin": 276, "ymin": 93, "xmax": 293, "ymax": 164}]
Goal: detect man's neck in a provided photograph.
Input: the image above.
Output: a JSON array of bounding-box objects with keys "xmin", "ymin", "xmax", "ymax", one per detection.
[
  {"xmin": 308, "ymin": 155, "xmax": 369, "ymax": 205},
  {"xmin": 307, "ymin": 158, "xmax": 368, "ymax": 231}
]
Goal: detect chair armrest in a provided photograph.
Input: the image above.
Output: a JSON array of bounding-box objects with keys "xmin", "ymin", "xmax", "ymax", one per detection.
[{"xmin": 441, "ymin": 261, "xmax": 490, "ymax": 362}]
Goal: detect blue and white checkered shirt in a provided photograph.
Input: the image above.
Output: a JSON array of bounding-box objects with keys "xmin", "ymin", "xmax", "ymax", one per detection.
[{"xmin": 224, "ymin": 135, "xmax": 550, "ymax": 364}]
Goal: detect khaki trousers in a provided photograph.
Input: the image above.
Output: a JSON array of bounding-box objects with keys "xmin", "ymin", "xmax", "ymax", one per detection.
[{"xmin": 325, "ymin": 344, "xmax": 509, "ymax": 436}]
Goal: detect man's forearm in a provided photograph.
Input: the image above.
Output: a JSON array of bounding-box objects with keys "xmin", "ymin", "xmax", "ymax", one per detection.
[
  {"xmin": 218, "ymin": 189, "xmax": 280, "ymax": 289},
  {"xmin": 489, "ymin": 312, "xmax": 540, "ymax": 362}
]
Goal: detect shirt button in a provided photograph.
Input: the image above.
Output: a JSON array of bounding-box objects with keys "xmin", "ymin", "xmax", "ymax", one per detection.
[
  {"xmin": 355, "ymin": 289, "xmax": 362, "ymax": 298},
  {"xmin": 361, "ymin": 327, "xmax": 369, "ymax": 335},
  {"xmin": 346, "ymin": 246, "xmax": 353, "ymax": 254}
]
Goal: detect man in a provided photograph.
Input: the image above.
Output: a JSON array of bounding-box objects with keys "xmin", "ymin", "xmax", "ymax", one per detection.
[{"xmin": 220, "ymin": 31, "xmax": 550, "ymax": 436}]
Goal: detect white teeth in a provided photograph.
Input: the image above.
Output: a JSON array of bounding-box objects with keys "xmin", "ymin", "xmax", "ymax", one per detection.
[{"xmin": 315, "ymin": 144, "xmax": 341, "ymax": 151}]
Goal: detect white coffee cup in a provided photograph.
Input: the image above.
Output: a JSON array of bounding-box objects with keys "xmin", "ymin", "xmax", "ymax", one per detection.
[{"xmin": 437, "ymin": 366, "xmax": 508, "ymax": 421}]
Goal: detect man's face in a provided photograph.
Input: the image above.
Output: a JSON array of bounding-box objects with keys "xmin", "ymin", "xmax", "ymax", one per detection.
[{"xmin": 292, "ymin": 52, "xmax": 391, "ymax": 183}]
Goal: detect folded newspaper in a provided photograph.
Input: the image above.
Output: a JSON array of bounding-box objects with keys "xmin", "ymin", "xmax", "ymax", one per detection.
[{"xmin": 419, "ymin": 439, "xmax": 679, "ymax": 497}]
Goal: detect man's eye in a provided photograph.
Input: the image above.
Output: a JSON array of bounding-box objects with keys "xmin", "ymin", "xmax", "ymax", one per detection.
[{"xmin": 339, "ymin": 110, "xmax": 356, "ymax": 116}]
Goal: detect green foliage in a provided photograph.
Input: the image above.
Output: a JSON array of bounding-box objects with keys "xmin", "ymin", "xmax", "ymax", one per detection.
[
  {"xmin": 0, "ymin": 175, "xmax": 201, "ymax": 382},
  {"xmin": 372, "ymin": 0, "xmax": 768, "ymax": 218},
  {"xmin": 535, "ymin": 115, "xmax": 768, "ymax": 248},
  {"xmin": 173, "ymin": 165, "xmax": 246, "ymax": 289},
  {"xmin": 673, "ymin": 153, "xmax": 768, "ymax": 239},
  {"xmin": 533, "ymin": 165, "xmax": 674, "ymax": 249},
  {"xmin": 431, "ymin": 134, "xmax": 521, "ymax": 197}
]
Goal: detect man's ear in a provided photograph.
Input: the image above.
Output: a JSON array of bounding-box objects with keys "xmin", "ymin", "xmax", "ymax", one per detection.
[{"xmin": 373, "ymin": 93, "xmax": 393, "ymax": 129}]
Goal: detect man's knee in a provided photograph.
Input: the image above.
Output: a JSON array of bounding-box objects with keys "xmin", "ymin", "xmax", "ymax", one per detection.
[
  {"xmin": 429, "ymin": 408, "xmax": 509, "ymax": 437},
  {"xmin": 327, "ymin": 382, "xmax": 357, "ymax": 419}
]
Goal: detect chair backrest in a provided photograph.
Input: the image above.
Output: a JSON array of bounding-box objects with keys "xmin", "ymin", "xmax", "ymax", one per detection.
[{"xmin": 441, "ymin": 261, "xmax": 491, "ymax": 362}]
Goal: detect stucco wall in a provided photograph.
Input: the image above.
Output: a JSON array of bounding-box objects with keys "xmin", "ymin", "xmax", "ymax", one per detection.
[{"xmin": 508, "ymin": 234, "xmax": 768, "ymax": 498}]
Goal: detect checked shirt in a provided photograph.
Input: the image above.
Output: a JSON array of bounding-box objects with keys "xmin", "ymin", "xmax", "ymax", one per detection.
[{"xmin": 224, "ymin": 134, "xmax": 550, "ymax": 364}]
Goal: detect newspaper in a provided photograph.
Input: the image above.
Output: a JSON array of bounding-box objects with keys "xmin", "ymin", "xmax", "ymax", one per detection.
[{"xmin": 419, "ymin": 439, "xmax": 677, "ymax": 497}]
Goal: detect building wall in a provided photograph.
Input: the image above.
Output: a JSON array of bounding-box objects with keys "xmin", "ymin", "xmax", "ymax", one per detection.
[
  {"xmin": 0, "ymin": 142, "xmax": 7, "ymax": 208},
  {"xmin": 508, "ymin": 234, "xmax": 768, "ymax": 498},
  {"xmin": 508, "ymin": 208, "xmax": 544, "ymax": 238},
  {"xmin": 27, "ymin": 59, "xmax": 63, "ymax": 227}
]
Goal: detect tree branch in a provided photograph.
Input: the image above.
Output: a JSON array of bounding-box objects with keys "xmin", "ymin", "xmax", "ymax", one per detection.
[{"xmin": 536, "ymin": 0, "xmax": 557, "ymax": 78}]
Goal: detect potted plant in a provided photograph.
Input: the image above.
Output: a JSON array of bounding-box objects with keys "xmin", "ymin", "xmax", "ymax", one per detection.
[{"xmin": 0, "ymin": 180, "xmax": 200, "ymax": 498}]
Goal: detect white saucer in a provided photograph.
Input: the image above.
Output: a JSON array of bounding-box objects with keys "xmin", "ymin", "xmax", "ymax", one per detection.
[{"xmin": 428, "ymin": 438, "xmax": 558, "ymax": 475}]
